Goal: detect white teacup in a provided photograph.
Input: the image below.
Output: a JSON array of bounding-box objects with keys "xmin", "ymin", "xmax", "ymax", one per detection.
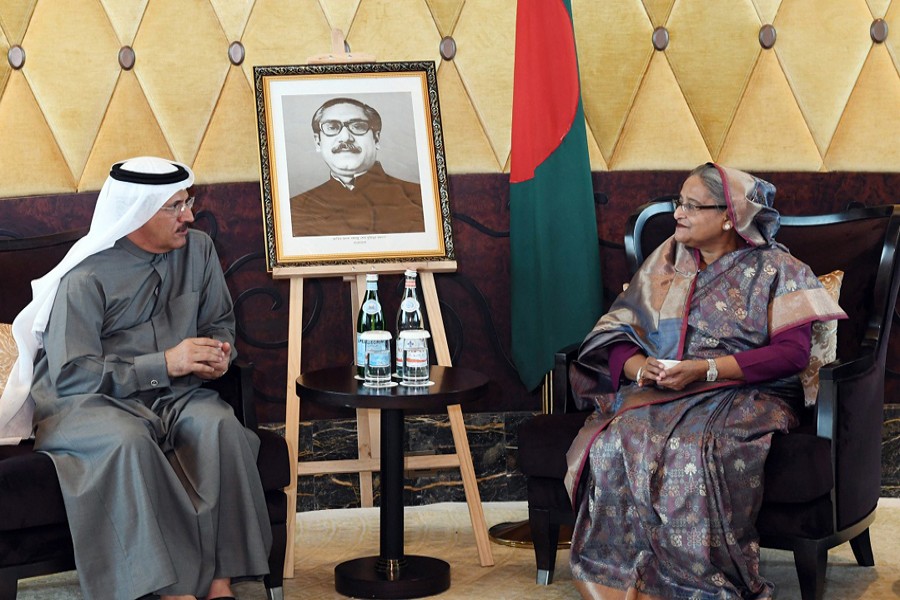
[{"xmin": 656, "ymin": 359, "xmax": 681, "ymax": 369}]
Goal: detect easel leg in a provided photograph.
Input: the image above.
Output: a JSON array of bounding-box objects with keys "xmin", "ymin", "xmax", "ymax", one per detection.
[
  {"xmin": 447, "ymin": 404, "xmax": 495, "ymax": 566},
  {"xmin": 282, "ymin": 278, "xmax": 304, "ymax": 578},
  {"xmin": 357, "ymin": 408, "xmax": 375, "ymax": 507}
]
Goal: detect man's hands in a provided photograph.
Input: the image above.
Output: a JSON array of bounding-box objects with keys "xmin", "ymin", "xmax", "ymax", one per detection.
[{"xmin": 164, "ymin": 338, "xmax": 231, "ymax": 380}]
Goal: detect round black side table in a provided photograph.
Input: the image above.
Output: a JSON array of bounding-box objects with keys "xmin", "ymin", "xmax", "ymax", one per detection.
[{"xmin": 296, "ymin": 365, "xmax": 489, "ymax": 599}]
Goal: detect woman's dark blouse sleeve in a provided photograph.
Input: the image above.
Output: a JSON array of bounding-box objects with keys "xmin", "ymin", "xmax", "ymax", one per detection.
[{"xmin": 734, "ymin": 322, "xmax": 813, "ymax": 383}]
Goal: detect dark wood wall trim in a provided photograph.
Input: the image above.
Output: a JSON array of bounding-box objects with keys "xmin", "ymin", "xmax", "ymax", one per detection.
[{"xmin": 2, "ymin": 171, "xmax": 899, "ymax": 422}]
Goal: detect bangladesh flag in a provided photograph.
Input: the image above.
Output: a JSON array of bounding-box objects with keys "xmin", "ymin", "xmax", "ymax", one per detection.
[{"xmin": 510, "ymin": 0, "xmax": 602, "ymax": 391}]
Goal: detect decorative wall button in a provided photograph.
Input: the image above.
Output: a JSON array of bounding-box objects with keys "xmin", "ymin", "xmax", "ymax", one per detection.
[
  {"xmin": 871, "ymin": 18, "xmax": 888, "ymax": 44},
  {"xmin": 759, "ymin": 24, "xmax": 777, "ymax": 49},
  {"xmin": 8, "ymin": 45, "xmax": 25, "ymax": 69},
  {"xmin": 228, "ymin": 41, "xmax": 245, "ymax": 65},
  {"xmin": 440, "ymin": 36, "xmax": 456, "ymax": 61},
  {"xmin": 652, "ymin": 27, "xmax": 669, "ymax": 51},
  {"xmin": 118, "ymin": 46, "xmax": 135, "ymax": 70}
]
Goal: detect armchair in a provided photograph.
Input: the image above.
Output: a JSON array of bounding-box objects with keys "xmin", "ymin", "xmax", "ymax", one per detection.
[
  {"xmin": 517, "ymin": 203, "xmax": 900, "ymax": 600},
  {"xmin": 0, "ymin": 229, "xmax": 290, "ymax": 600}
]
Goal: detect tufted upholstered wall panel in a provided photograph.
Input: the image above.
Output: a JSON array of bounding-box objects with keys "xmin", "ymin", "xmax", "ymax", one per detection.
[{"xmin": 0, "ymin": 0, "xmax": 899, "ymax": 199}]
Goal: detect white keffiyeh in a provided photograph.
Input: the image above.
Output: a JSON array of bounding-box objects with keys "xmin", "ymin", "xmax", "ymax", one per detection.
[{"xmin": 0, "ymin": 157, "xmax": 194, "ymax": 444}]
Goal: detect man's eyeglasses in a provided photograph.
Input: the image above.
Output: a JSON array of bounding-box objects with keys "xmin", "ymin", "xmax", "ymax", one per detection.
[
  {"xmin": 672, "ymin": 198, "xmax": 727, "ymax": 213},
  {"xmin": 319, "ymin": 119, "xmax": 372, "ymax": 136},
  {"xmin": 158, "ymin": 196, "xmax": 195, "ymax": 216}
]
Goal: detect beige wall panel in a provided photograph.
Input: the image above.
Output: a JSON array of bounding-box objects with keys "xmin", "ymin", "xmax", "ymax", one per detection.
[
  {"xmin": 79, "ymin": 71, "xmax": 175, "ymax": 191},
  {"xmin": 585, "ymin": 120, "xmax": 608, "ymax": 172},
  {"xmin": 133, "ymin": 0, "xmax": 229, "ymax": 164},
  {"xmin": 0, "ymin": 28, "xmax": 9, "ymax": 96},
  {"xmin": 424, "ymin": 0, "xmax": 464, "ymax": 36},
  {"xmin": 348, "ymin": 0, "xmax": 441, "ymax": 63},
  {"xmin": 611, "ymin": 53, "xmax": 711, "ymax": 171},
  {"xmin": 210, "ymin": 0, "xmax": 255, "ymax": 41},
  {"xmin": 573, "ymin": 0, "xmax": 653, "ymax": 164},
  {"xmin": 885, "ymin": 3, "xmax": 900, "ymax": 72},
  {"xmin": 866, "ymin": 0, "xmax": 891, "ymax": 17},
  {"xmin": 318, "ymin": 0, "xmax": 361, "ymax": 35},
  {"xmin": 99, "ymin": 0, "xmax": 148, "ymax": 44},
  {"xmin": 718, "ymin": 51, "xmax": 822, "ymax": 171},
  {"xmin": 774, "ymin": 0, "xmax": 873, "ymax": 154},
  {"xmin": 193, "ymin": 67, "xmax": 260, "ymax": 184},
  {"xmin": 640, "ymin": 0, "xmax": 674, "ymax": 26},
  {"xmin": 240, "ymin": 0, "xmax": 332, "ymax": 89},
  {"xmin": 452, "ymin": 0, "xmax": 515, "ymax": 171},
  {"xmin": 666, "ymin": 1, "xmax": 761, "ymax": 157},
  {"xmin": 825, "ymin": 47, "xmax": 900, "ymax": 172},
  {"xmin": 0, "ymin": 0, "xmax": 36, "ymax": 44},
  {"xmin": 436, "ymin": 61, "xmax": 500, "ymax": 174},
  {"xmin": 0, "ymin": 73, "xmax": 75, "ymax": 197},
  {"xmin": 750, "ymin": 0, "xmax": 782, "ymax": 24},
  {"xmin": 23, "ymin": 0, "xmax": 121, "ymax": 180}
]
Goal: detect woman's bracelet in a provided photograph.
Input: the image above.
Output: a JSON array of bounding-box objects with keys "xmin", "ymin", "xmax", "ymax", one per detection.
[{"xmin": 636, "ymin": 366, "xmax": 645, "ymax": 382}]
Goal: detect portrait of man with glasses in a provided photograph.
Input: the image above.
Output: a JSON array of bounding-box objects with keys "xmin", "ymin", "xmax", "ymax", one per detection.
[{"xmin": 289, "ymin": 96, "xmax": 425, "ymax": 237}]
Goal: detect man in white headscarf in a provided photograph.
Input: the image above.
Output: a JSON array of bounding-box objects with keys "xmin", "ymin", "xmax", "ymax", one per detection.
[{"xmin": 0, "ymin": 157, "xmax": 271, "ymax": 600}]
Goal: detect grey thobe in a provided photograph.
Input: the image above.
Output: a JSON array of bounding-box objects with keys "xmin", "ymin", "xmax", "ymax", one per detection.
[{"xmin": 29, "ymin": 231, "xmax": 272, "ymax": 600}]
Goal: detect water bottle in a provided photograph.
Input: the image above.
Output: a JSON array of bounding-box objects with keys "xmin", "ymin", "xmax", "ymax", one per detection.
[
  {"xmin": 356, "ymin": 274, "xmax": 385, "ymax": 378},
  {"xmin": 395, "ymin": 269, "xmax": 425, "ymax": 377}
]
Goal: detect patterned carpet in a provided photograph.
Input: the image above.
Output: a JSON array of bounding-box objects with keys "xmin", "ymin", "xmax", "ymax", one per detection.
[{"xmin": 16, "ymin": 499, "xmax": 900, "ymax": 599}]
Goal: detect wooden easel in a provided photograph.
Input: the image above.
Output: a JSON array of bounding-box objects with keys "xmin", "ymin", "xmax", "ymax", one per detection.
[
  {"xmin": 275, "ymin": 262, "xmax": 495, "ymax": 576},
  {"xmin": 274, "ymin": 31, "xmax": 494, "ymax": 577}
]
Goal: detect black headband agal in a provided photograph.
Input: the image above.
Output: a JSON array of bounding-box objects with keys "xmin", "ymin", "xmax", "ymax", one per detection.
[{"xmin": 109, "ymin": 162, "xmax": 190, "ymax": 185}]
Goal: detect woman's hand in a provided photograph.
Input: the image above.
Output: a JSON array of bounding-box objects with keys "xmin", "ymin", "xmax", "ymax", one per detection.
[{"xmin": 654, "ymin": 359, "xmax": 706, "ymax": 390}]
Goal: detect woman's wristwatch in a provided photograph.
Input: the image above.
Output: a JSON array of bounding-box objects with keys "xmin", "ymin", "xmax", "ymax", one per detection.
[{"xmin": 705, "ymin": 358, "xmax": 718, "ymax": 382}]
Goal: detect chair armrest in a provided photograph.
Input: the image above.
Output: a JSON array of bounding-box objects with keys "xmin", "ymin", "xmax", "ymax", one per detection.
[
  {"xmin": 814, "ymin": 351, "xmax": 877, "ymax": 440},
  {"xmin": 551, "ymin": 343, "xmax": 581, "ymax": 414},
  {"xmin": 202, "ymin": 358, "xmax": 257, "ymax": 431}
]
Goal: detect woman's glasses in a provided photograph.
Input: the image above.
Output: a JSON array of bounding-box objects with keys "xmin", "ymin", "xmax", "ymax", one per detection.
[
  {"xmin": 672, "ymin": 198, "xmax": 727, "ymax": 213},
  {"xmin": 158, "ymin": 196, "xmax": 195, "ymax": 216}
]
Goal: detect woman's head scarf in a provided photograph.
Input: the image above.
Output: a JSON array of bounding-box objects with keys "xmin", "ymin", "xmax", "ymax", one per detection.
[
  {"xmin": 0, "ymin": 157, "xmax": 194, "ymax": 444},
  {"xmin": 705, "ymin": 163, "xmax": 780, "ymax": 247}
]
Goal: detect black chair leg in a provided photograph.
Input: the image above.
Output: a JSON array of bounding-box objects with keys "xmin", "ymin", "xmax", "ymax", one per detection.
[
  {"xmin": 792, "ymin": 539, "xmax": 827, "ymax": 600},
  {"xmin": 849, "ymin": 527, "xmax": 875, "ymax": 567},
  {"xmin": 0, "ymin": 573, "xmax": 16, "ymax": 600},
  {"xmin": 529, "ymin": 507, "xmax": 560, "ymax": 585}
]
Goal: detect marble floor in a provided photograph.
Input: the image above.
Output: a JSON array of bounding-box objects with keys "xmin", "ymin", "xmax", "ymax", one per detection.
[{"xmin": 16, "ymin": 499, "xmax": 900, "ymax": 599}]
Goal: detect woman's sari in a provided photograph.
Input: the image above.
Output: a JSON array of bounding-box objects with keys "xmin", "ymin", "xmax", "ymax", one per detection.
[{"xmin": 566, "ymin": 166, "xmax": 846, "ymax": 599}]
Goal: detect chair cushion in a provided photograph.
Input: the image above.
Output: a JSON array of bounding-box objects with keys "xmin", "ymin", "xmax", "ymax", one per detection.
[
  {"xmin": 762, "ymin": 430, "xmax": 833, "ymax": 503},
  {"xmin": 257, "ymin": 428, "xmax": 290, "ymax": 491},
  {"xmin": 756, "ymin": 495, "xmax": 834, "ymax": 539},
  {"xmin": 0, "ymin": 322, "xmax": 16, "ymax": 396},
  {"xmin": 0, "ymin": 429, "xmax": 287, "ymax": 534},
  {"xmin": 518, "ymin": 412, "xmax": 589, "ymax": 480},
  {"xmin": 0, "ymin": 442, "xmax": 68, "ymax": 531},
  {"xmin": 526, "ymin": 475, "xmax": 574, "ymax": 512},
  {"xmin": 799, "ymin": 270, "xmax": 842, "ymax": 406}
]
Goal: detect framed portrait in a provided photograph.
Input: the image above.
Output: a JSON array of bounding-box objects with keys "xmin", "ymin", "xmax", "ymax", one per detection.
[{"xmin": 254, "ymin": 61, "xmax": 454, "ymax": 270}]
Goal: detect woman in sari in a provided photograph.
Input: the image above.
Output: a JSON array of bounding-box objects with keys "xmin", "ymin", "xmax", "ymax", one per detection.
[{"xmin": 566, "ymin": 163, "xmax": 845, "ymax": 599}]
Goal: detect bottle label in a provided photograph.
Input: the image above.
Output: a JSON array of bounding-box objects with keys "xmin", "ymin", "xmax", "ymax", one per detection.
[
  {"xmin": 400, "ymin": 297, "xmax": 420, "ymax": 312},
  {"xmin": 367, "ymin": 345, "xmax": 392, "ymax": 368},
  {"xmin": 359, "ymin": 335, "xmax": 390, "ymax": 368},
  {"xmin": 356, "ymin": 335, "xmax": 366, "ymax": 368},
  {"xmin": 395, "ymin": 336, "xmax": 427, "ymax": 369},
  {"xmin": 362, "ymin": 299, "xmax": 381, "ymax": 315},
  {"xmin": 404, "ymin": 347, "xmax": 428, "ymax": 367}
]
